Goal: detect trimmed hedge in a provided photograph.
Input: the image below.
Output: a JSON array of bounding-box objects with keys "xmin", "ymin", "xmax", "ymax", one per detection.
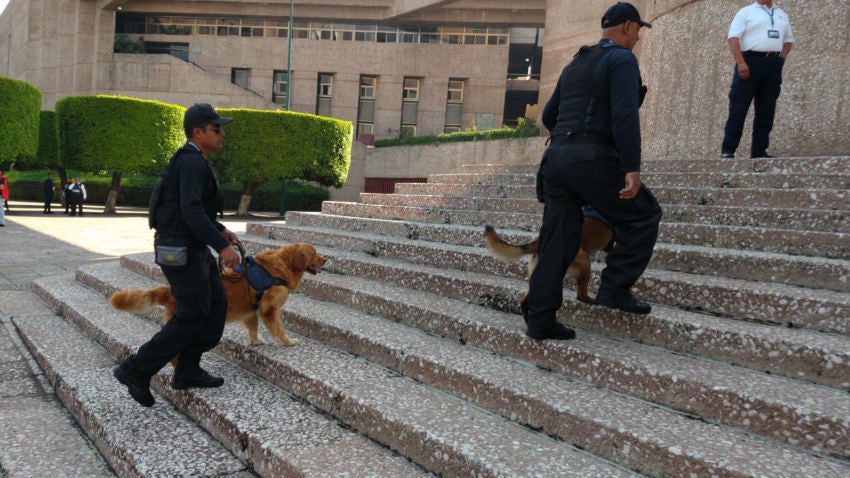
[
  {"xmin": 374, "ymin": 119, "xmax": 540, "ymax": 148},
  {"xmin": 56, "ymin": 95, "xmax": 184, "ymax": 175},
  {"xmin": 213, "ymin": 108, "xmax": 352, "ymax": 187},
  {"xmin": 0, "ymin": 76, "xmax": 41, "ymax": 168},
  {"xmin": 37, "ymin": 110, "xmax": 59, "ymax": 167}
]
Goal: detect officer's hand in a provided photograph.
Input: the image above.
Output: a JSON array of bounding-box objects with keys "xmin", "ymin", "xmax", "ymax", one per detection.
[
  {"xmin": 222, "ymin": 228, "xmax": 239, "ymax": 245},
  {"xmin": 620, "ymin": 172, "xmax": 641, "ymax": 200},
  {"xmin": 737, "ymin": 61, "xmax": 750, "ymax": 80},
  {"xmin": 219, "ymin": 245, "xmax": 241, "ymax": 269}
]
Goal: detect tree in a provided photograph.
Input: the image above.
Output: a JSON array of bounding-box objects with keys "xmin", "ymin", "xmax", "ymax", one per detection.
[
  {"xmin": 0, "ymin": 76, "xmax": 41, "ymax": 170},
  {"xmin": 56, "ymin": 95, "xmax": 184, "ymax": 213},
  {"xmin": 211, "ymin": 108, "xmax": 352, "ymax": 216}
]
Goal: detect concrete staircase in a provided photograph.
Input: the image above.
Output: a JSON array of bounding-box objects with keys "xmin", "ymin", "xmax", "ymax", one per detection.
[{"xmin": 15, "ymin": 155, "xmax": 850, "ymax": 477}]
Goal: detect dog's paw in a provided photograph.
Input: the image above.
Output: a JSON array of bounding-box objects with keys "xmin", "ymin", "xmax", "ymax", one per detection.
[
  {"xmin": 250, "ymin": 338, "xmax": 266, "ymax": 346},
  {"xmin": 281, "ymin": 338, "xmax": 299, "ymax": 346}
]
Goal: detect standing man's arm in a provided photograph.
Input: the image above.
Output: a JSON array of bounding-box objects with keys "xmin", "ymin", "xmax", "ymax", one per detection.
[
  {"xmin": 780, "ymin": 42, "xmax": 792, "ymax": 59},
  {"xmin": 607, "ymin": 52, "xmax": 643, "ymax": 199},
  {"xmin": 728, "ymin": 37, "xmax": 750, "ymax": 80}
]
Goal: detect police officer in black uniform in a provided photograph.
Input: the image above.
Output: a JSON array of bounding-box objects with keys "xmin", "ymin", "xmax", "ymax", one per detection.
[
  {"xmin": 525, "ymin": 2, "xmax": 662, "ymax": 341},
  {"xmin": 113, "ymin": 103, "xmax": 241, "ymax": 407}
]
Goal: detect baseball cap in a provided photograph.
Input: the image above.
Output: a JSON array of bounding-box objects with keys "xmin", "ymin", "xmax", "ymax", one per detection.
[
  {"xmin": 601, "ymin": 2, "xmax": 652, "ymax": 28},
  {"xmin": 183, "ymin": 103, "xmax": 233, "ymax": 130}
]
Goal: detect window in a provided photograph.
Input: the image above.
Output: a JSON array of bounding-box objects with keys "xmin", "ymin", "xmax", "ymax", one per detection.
[
  {"xmin": 316, "ymin": 73, "xmax": 334, "ymax": 116},
  {"xmin": 357, "ymin": 76, "xmax": 377, "ymax": 139},
  {"xmin": 401, "ymin": 77, "xmax": 420, "ymax": 136},
  {"xmin": 445, "ymin": 79, "xmax": 465, "ymax": 133},
  {"xmin": 273, "ymin": 70, "xmax": 289, "ymax": 106},
  {"xmin": 232, "ymin": 68, "xmax": 250, "ymax": 89}
]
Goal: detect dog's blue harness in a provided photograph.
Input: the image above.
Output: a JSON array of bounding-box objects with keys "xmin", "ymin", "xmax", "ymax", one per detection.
[
  {"xmin": 582, "ymin": 205, "xmax": 613, "ymax": 229},
  {"xmin": 234, "ymin": 255, "xmax": 288, "ymax": 309}
]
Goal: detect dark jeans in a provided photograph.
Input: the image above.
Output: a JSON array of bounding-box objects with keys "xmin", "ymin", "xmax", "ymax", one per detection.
[
  {"xmin": 526, "ymin": 144, "xmax": 662, "ymax": 329},
  {"xmin": 722, "ymin": 56, "xmax": 785, "ymax": 158},
  {"xmin": 123, "ymin": 247, "xmax": 227, "ymax": 380}
]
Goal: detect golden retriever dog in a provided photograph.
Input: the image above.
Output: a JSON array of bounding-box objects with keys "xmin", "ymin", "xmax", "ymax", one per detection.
[
  {"xmin": 485, "ymin": 217, "xmax": 613, "ymax": 308},
  {"xmin": 110, "ymin": 243, "xmax": 325, "ymax": 350}
]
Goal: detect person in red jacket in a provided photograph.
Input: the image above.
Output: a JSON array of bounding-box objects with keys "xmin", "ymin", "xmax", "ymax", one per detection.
[{"xmin": 0, "ymin": 169, "xmax": 9, "ymax": 213}]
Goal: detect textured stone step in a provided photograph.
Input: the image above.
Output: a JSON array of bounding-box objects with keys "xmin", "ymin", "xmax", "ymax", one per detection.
[
  {"xmin": 225, "ymin": 237, "xmax": 850, "ymax": 391},
  {"xmin": 0, "ymin": 315, "xmax": 115, "ymax": 478},
  {"xmin": 75, "ymin": 254, "xmax": 850, "ymax": 470},
  {"xmin": 279, "ymin": 294, "xmax": 850, "ymax": 478},
  {"xmin": 254, "ymin": 221, "xmax": 850, "ymax": 294},
  {"xmin": 11, "ymin": 287, "xmax": 253, "ymax": 478},
  {"xmin": 396, "ymin": 182, "xmax": 849, "ymax": 211},
  {"xmin": 65, "ymin": 264, "xmax": 638, "ymax": 478},
  {"xmin": 463, "ymin": 156, "xmax": 850, "ymax": 175},
  {"xmin": 429, "ymin": 170, "xmax": 850, "ymax": 189},
  {"xmin": 286, "ymin": 211, "xmax": 850, "ymax": 259},
  {"xmin": 359, "ymin": 192, "xmax": 850, "ymax": 233},
  {"xmin": 30, "ymin": 274, "xmax": 432, "ymax": 478}
]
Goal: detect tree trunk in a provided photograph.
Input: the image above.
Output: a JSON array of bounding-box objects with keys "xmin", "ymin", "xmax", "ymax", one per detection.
[
  {"xmin": 237, "ymin": 194, "xmax": 252, "ymax": 216},
  {"xmin": 103, "ymin": 171, "xmax": 122, "ymax": 214}
]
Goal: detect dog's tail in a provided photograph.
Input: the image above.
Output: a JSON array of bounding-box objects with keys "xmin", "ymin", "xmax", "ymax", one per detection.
[
  {"xmin": 110, "ymin": 286, "xmax": 174, "ymax": 315},
  {"xmin": 484, "ymin": 225, "xmax": 538, "ymax": 262}
]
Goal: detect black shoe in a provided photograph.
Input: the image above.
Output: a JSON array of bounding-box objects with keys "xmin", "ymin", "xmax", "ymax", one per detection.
[
  {"xmin": 172, "ymin": 369, "xmax": 224, "ymax": 390},
  {"xmin": 752, "ymin": 153, "xmax": 775, "ymax": 159},
  {"xmin": 525, "ymin": 321, "xmax": 576, "ymax": 341},
  {"xmin": 113, "ymin": 365, "xmax": 155, "ymax": 407},
  {"xmin": 596, "ymin": 293, "xmax": 652, "ymax": 315},
  {"xmin": 720, "ymin": 152, "xmax": 735, "ymax": 159}
]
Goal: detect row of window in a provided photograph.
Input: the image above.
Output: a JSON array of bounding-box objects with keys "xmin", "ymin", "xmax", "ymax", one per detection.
[
  {"xmin": 116, "ymin": 13, "xmax": 510, "ymax": 46},
  {"xmin": 243, "ymin": 70, "xmax": 465, "ymax": 137}
]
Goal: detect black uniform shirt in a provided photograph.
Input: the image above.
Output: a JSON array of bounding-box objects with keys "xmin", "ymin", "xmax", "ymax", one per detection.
[
  {"xmin": 171, "ymin": 142, "xmax": 229, "ymax": 252},
  {"xmin": 542, "ymin": 39, "xmax": 644, "ymax": 172}
]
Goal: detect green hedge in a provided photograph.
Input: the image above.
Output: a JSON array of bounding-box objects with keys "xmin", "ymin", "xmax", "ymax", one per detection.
[
  {"xmin": 0, "ymin": 76, "xmax": 41, "ymax": 168},
  {"xmin": 374, "ymin": 119, "xmax": 540, "ymax": 148},
  {"xmin": 213, "ymin": 108, "xmax": 352, "ymax": 187},
  {"xmin": 56, "ymin": 95, "xmax": 184, "ymax": 175},
  {"xmin": 37, "ymin": 111, "xmax": 59, "ymax": 167}
]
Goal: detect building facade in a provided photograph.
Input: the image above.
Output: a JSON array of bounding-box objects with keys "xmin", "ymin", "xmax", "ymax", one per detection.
[{"xmin": 0, "ymin": 0, "xmax": 546, "ymax": 142}]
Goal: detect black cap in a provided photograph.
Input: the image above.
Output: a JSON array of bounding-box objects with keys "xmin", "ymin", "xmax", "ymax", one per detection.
[
  {"xmin": 183, "ymin": 103, "xmax": 233, "ymax": 130},
  {"xmin": 601, "ymin": 2, "xmax": 652, "ymax": 28}
]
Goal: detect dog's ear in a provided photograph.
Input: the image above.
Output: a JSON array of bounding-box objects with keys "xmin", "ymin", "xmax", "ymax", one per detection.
[{"xmin": 290, "ymin": 244, "xmax": 310, "ymax": 273}]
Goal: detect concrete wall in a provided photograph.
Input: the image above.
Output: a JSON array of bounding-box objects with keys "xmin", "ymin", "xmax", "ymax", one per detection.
[
  {"xmin": 541, "ymin": 0, "xmax": 850, "ymax": 158},
  {"xmin": 328, "ymin": 136, "xmax": 547, "ymax": 202}
]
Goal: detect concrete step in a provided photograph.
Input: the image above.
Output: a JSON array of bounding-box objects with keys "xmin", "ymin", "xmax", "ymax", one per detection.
[
  {"xmin": 13, "ymin": 281, "xmax": 254, "ymax": 478},
  {"xmin": 254, "ymin": 221, "xmax": 850, "ymax": 294},
  {"xmin": 463, "ymin": 156, "xmax": 850, "ymax": 175},
  {"xmin": 322, "ymin": 198, "xmax": 850, "ymax": 233},
  {"xmin": 356, "ymin": 192, "xmax": 850, "ymax": 234},
  {"xmin": 60, "ymin": 264, "xmax": 639, "ymax": 478},
  {"xmin": 286, "ymin": 211, "xmax": 850, "ymax": 260},
  {"xmin": 103, "ymin": 252, "xmax": 850, "ymax": 462},
  {"xmin": 279, "ymin": 294, "xmax": 850, "ymax": 478},
  {"xmin": 0, "ymin": 313, "xmax": 116, "ymax": 478},
  {"xmin": 29, "ymin": 274, "xmax": 432, "ymax": 478},
  {"xmin": 429, "ymin": 170, "xmax": 850, "ymax": 190},
  {"xmin": 396, "ymin": 182, "xmax": 849, "ymax": 211},
  {"xmin": 228, "ymin": 236, "xmax": 850, "ymax": 388}
]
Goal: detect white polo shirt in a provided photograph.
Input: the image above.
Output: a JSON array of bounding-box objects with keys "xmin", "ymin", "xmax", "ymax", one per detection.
[{"xmin": 728, "ymin": 2, "xmax": 794, "ymax": 52}]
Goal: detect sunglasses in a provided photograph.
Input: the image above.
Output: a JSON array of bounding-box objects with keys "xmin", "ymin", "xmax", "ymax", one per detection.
[{"xmin": 200, "ymin": 124, "xmax": 223, "ymax": 134}]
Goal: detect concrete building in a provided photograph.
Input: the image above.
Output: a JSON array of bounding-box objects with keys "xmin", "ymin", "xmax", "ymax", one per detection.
[{"xmin": 0, "ymin": 0, "xmax": 546, "ymax": 142}]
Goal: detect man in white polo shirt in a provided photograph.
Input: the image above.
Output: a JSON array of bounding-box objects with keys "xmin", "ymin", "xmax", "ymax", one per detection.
[{"xmin": 720, "ymin": 0, "xmax": 794, "ymax": 159}]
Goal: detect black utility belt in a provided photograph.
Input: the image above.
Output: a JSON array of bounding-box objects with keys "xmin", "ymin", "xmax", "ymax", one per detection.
[
  {"xmin": 743, "ymin": 51, "xmax": 781, "ymax": 58},
  {"xmin": 550, "ymin": 133, "xmax": 610, "ymax": 146}
]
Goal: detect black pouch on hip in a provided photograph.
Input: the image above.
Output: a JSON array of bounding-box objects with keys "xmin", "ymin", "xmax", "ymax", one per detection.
[{"xmin": 155, "ymin": 245, "xmax": 188, "ymax": 267}]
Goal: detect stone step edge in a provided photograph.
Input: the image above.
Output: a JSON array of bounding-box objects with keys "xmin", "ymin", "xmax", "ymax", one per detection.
[
  {"xmin": 100, "ymin": 254, "xmax": 850, "ymax": 459},
  {"xmin": 283, "ymin": 211, "xmax": 850, "ymax": 259},
  {"xmin": 39, "ymin": 271, "xmax": 634, "ymax": 478},
  {"xmin": 28, "ymin": 274, "xmax": 432, "ymax": 478},
  {"xmin": 10, "ymin": 301, "xmax": 252, "ymax": 478},
  {"xmin": 257, "ymin": 221, "xmax": 850, "ymax": 294},
  {"xmin": 246, "ymin": 227, "xmax": 850, "ymax": 338},
  {"xmin": 280, "ymin": 293, "xmax": 850, "ymax": 472}
]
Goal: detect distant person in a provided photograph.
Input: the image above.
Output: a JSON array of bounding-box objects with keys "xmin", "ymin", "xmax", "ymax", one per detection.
[
  {"xmin": 63, "ymin": 177, "xmax": 73, "ymax": 214},
  {"xmin": 67, "ymin": 177, "xmax": 87, "ymax": 216},
  {"xmin": 0, "ymin": 169, "xmax": 9, "ymax": 213},
  {"xmin": 720, "ymin": 0, "xmax": 794, "ymax": 159},
  {"xmin": 43, "ymin": 172, "xmax": 56, "ymax": 214}
]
